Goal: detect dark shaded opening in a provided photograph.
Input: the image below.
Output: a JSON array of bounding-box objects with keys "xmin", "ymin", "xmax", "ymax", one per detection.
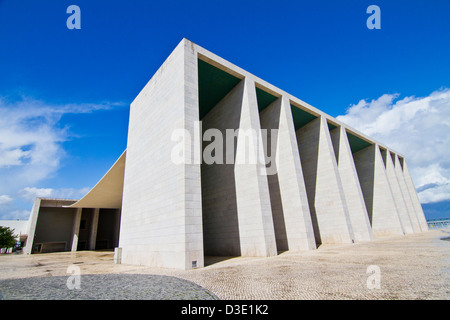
[{"xmin": 198, "ymin": 59, "xmax": 243, "ymax": 258}]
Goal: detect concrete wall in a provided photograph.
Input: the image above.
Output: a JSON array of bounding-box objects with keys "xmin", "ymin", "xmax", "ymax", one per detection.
[
  {"xmin": 258, "ymin": 98, "xmax": 285, "ymax": 251},
  {"xmin": 119, "ymin": 39, "xmax": 204, "ymax": 270},
  {"xmin": 201, "ymin": 80, "xmax": 243, "ymax": 256},
  {"xmin": 32, "ymin": 207, "xmax": 77, "ymax": 253},
  {"xmin": 296, "ymin": 117, "xmax": 354, "ymax": 245},
  {"xmin": 383, "ymin": 149, "xmax": 414, "ymax": 234},
  {"xmin": 402, "ymin": 159, "xmax": 428, "ymax": 232},
  {"xmin": 329, "ymin": 127, "xmax": 373, "ymax": 242},
  {"xmin": 394, "ymin": 155, "xmax": 422, "ymax": 232},
  {"xmin": 201, "ymin": 78, "xmax": 277, "ymax": 257},
  {"xmin": 259, "ymin": 97, "xmax": 315, "ymax": 251},
  {"xmin": 352, "ymin": 145, "xmax": 375, "ymax": 225},
  {"xmin": 23, "ymin": 198, "xmax": 79, "ymax": 254},
  {"xmin": 353, "ymin": 145, "xmax": 404, "ymax": 237},
  {"xmin": 21, "ymin": 199, "xmax": 121, "ymax": 254},
  {"xmin": 234, "ymin": 78, "xmax": 277, "ymax": 257}
]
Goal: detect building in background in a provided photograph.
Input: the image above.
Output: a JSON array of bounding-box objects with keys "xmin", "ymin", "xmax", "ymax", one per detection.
[{"xmin": 0, "ymin": 219, "xmax": 29, "ymax": 253}]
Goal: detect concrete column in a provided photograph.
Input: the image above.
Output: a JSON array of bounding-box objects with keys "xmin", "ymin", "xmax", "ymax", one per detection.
[
  {"xmin": 329, "ymin": 127, "xmax": 373, "ymax": 242},
  {"xmin": 296, "ymin": 116, "xmax": 354, "ymax": 245},
  {"xmin": 384, "ymin": 150, "xmax": 414, "ymax": 234},
  {"xmin": 23, "ymin": 198, "xmax": 41, "ymax": 255},
  {"xmin": 394, "ymin": 155, "xmax": 422, "ymax": 232},
  {"xmin": 183, "ymin": 42, "xmax": 204, "ymax": 269},
  {"xmin": 402, "ymin": 159, "xmax": 428, "ymax": 232},
  {"xmin": 234, "ymin": 78, "xmax": 277, "ymax": 257},
  {"xmin": 89, "ymin": 208, "xmax": 99, "ymax": 250},
  {"xmin": 71, "ymin": 208, "xmax": 82, "ymax": 251},
  {"xmin": 353, "ymin": 145, "xmax": 404, "ymax": 237},
  {"xmin": 259, "ymin": 96, "xmax": 316, "ymax": 251}
]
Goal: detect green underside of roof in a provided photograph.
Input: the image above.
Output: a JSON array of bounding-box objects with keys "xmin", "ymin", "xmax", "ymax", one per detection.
[
  {"xmin": 291, "ymin": 105, "xmax": 318, "ymax": 130},
  {"xmin": 197, "ymin": 59, "xmax": 368, "ymax": 157},
  {"xmin": 256, "ymin": 87, "xmax": 278, "ymax": 112},
  {"xmin": 327, "ymin": 122, "xmax": 338, "ymax": 130},
  {"xmin": 346, "ymin": 132, "xmax": 372, "ymax": 154},
  {"xmin": 198, "ymin": 59, "xmax": 241, "ymax": 120},
  {"xmin": 198, "ymin": 59, "xmax": 280, "ymax": 118}
]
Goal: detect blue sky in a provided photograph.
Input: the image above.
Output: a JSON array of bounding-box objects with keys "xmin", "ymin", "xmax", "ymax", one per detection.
[{"xmin": 0, "ymin": 0, "xmax": 449, "ymax": 220}]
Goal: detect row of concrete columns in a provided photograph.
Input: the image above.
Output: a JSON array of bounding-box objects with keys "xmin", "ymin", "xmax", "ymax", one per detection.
[
  {"xmin": 118, "ymin": 40, "xmax": 428, "ymax": 270},
  {"xmin": 201, "ymin": 77, "xmax": 428, "ymax": 258},
  {"xmin": 70, "ymin": 208, "xmax": 99, "ymax": 252}
]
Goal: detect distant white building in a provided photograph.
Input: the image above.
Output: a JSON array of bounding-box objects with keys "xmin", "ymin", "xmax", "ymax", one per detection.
[{"xmin": 0, "ymin": 219, "xmax": 29, "ymax": 253}]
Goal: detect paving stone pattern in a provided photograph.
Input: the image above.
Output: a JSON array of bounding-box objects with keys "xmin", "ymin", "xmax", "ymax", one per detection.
[
  {"xmin": 0, "ymin": 229, "xmax": 448, "ymax": 300},
  {"xmin": 0, "ymin": 274, "xmax": 218, "ymax": 300}
]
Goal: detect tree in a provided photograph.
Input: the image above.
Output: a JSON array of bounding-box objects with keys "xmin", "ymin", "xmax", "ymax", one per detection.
[{"xmin": 0, "ymin": 226, "xmax": 17, "ymax": 252}]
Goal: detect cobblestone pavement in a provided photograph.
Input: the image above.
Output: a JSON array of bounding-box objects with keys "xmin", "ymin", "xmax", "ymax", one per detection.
[
  {"xmin": 0, "ymin": 229, "xmax": 448, "ymax": 300},
  {"xmin": 0, "ymin": 274, "xmax": 218, "ymax": 300}
]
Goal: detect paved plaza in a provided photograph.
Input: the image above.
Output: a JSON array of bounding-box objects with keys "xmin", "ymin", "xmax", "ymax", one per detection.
[{"xmin": 0, "ymin": 229, "xmax": 448, "ymax": 300}]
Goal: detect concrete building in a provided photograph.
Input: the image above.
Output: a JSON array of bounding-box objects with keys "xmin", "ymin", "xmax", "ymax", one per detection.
[{"xmin": 18, "ymin": 39, "xmax": 427, "ymax": 269}]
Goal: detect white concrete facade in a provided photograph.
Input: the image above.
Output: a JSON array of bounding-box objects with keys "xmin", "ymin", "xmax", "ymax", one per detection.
[
  {"xmin": 119, "ymin": 40, "xmax": 204, "ymax": 270},
  {"xmin": 296, "ymin": 117, "xmax": 354, "ymax": 245},
  {"xmin": 402, "ymin": 160, "xmax": 429, "ymax": 231},
  {"xmin": 383, "ymin": 148, "xmax": 414, "ymax": 234},
  {"xmin": 117, "ymin": 39, "xmax": 429, "ymax": 269},
  {"xmin": 259, "ymin": 97, "xmax": 316, "ymax": 252},
  {"xmin": 329, "ymin": 126, "xmax": 374, "ymax": 242},
  {"xmin": 19, "ymin": 39, "xmax": 428, "ymax": 270}
]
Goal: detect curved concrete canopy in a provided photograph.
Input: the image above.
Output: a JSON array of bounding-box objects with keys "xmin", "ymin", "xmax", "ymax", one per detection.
[{"xmin": 68, "ymin": 150, "xmax": 126, "ymax": 209}]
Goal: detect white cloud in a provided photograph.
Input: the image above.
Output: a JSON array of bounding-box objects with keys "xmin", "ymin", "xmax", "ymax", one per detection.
[
  {"xmin": 0, "ymin": 96, "xmax": 112, "ymax": 190},
  {"xmin": 18, "ymin": 187, "xmax": 54, "ymax": 201},
  {"xmin": 0, "ymin": 95, "xmax": 118, "ymax": 219},
  {"xmin": 0, "ymin": 195, "xmax": 13, "ymax": 206},
  {"xmin": 18, "ymin": 186, "xmax": 90, "ymax": 202},
  {"xmin": 337, "ymin": 88, "xmax": 450, "ymax": 204}
]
